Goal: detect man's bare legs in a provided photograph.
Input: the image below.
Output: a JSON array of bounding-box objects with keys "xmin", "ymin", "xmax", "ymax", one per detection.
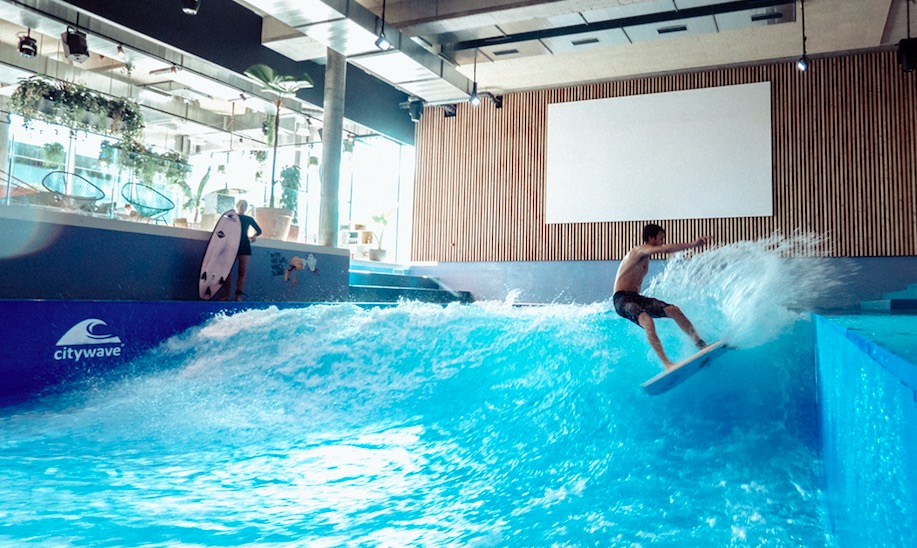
[
  {"xmin": 664, "ymin": 305, "xmax": 707, "ymax": 350},
  {"xmin": 638, "ymin": 313, "xmax": 674, "ymax": 368},
  {"xmin": 638, "ymin": 306, "xmax": 707, "ymax": 369}
]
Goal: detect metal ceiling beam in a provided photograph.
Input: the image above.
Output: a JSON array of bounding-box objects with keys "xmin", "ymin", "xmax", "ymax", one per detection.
[{"xmin": 445, "ymin": 0, "xmax": 795, "ymax": 52}]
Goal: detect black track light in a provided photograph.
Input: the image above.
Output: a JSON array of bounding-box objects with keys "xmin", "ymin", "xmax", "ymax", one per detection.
[
  {"xmin": 469, "ymin": 82, "xmax": 481, "ymax": 106},
  {"xmin": 61, "ymin": 26, "xmax": 89, "ymax": 63},
  {"xmin": 375, "ymin": 0, "xmax": 392, "ymax": 50},
  {"xmin": 408, "ymin": 100, "xmax": 423, "ymax": 123},
  {"xmin": 180, "ymin": 0, "xmax": 201, "ymax": 15},
  {"xmin": 796, "ymin": 0, "xmax": 808, "ymax": 73},
  {"xmin": 469, "ymin": 50, "xmax": 481, "ymax": 105},
  {"xmin": 375, "ymin": 33, "xmax": 391, "ymax": 51},
  {"xmin": 18, "ymin": 29, "xmax": 37, "ymax": 58}
]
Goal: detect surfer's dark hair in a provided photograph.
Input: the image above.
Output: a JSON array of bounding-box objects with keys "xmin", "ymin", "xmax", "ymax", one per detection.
[{"xmin": 643, "ymin": 224, "xmax": 664, "ymax": 242}]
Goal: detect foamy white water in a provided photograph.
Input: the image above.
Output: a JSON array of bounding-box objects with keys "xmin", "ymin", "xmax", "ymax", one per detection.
[{"xmin": 0, "ymin": 235, "xmax": 842, "ymax": 546}]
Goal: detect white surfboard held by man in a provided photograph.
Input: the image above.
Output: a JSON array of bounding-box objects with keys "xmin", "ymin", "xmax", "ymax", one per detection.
[{"xmin": 613, "ymin": 224, "xmax": 710, "ymax": 369}]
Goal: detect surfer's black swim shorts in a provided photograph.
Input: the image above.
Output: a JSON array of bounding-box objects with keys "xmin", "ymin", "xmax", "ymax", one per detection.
[{"xmin": 613, "ymin": 291, "xmax": 672, "ymax": 326}]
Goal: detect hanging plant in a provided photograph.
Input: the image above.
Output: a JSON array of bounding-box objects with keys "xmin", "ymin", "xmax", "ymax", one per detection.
[
  {"xmin": 10, "ymin": 76, "xmax": 144, "ymax": 142},
  {"xmin": 99, "ymin": 140, "xmax": 191, "ymax": 187}
]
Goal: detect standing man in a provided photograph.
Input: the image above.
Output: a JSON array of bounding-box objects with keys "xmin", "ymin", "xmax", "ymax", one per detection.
[{"xmin": 613, "ymin": 224, "xmax": 709, "ymax": 368}]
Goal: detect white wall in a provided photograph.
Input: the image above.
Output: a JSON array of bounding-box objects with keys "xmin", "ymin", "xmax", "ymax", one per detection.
[{"xmin": 546, "ymin": 82, "xmax": 773, "ymax": 223}]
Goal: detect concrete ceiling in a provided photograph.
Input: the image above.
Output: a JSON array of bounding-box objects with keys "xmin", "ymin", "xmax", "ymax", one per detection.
[{"xmin": 246, "ymin": 0, "xmax": 910, "ymax": 103}]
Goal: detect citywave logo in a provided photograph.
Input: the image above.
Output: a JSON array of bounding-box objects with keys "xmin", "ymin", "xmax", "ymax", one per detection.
[{"xmin": 54, "ymin": 318, "xmax": 124, "ymax": 362}]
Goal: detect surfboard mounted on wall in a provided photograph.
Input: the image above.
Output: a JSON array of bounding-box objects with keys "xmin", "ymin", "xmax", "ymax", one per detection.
[
  {"xmin": 199, "ymin": 209, "xmax": 242, "ymax": 300},
  {"xmin": 641, "ymin": 340, "xmax": 729, "ymax": 396}
]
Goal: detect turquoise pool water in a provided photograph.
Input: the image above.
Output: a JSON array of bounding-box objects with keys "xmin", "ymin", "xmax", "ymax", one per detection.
[{"xmin": 0, "ymin": 235, "xmax": 843, "ymax": 545}]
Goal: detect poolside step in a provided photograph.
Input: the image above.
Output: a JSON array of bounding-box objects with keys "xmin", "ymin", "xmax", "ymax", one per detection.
[
  {"xmin": 861, "ymin": 283, "xmax": 917, "ymax": 311},
  {"xmin": 347, "ymin": 268, "xmax": 473, "ymax": 304},
  {"xmin": 860, "ymin": 299, "xmax": 917, "ymax": 311},
  {"xmin": 348, "ymin": 284, "xmax": 473, "ymax": 304},
  {"xmin": 349, "ymin": 270, "xmax": 442, "ymax": 290},
  {"xmin": 884, "ymin": 284, "xmax": 917, "ymax": 300}
]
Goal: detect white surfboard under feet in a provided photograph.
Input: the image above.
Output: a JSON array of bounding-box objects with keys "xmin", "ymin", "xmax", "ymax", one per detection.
[{"xmin": 641, "ymin": 340, "xmax": 729, "ymax": 396}]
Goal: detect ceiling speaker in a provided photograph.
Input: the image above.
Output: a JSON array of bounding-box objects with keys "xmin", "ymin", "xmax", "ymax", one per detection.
[
  {"xmin": 61, "ymin": 27, "xmax": 89, "ymax": 63},
  {"xmin": 899, "ymin": 38, "xmax": 917, "ymax": 73}
]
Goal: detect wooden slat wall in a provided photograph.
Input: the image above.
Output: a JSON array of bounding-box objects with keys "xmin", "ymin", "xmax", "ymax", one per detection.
[{"xmin": 412, "ymin": 50, "xmax": 917, "ymax": 261}]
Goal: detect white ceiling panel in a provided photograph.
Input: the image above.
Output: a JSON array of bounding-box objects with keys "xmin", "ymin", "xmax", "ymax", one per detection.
[
  {"xmin": 624, "ymin": 15, "xmax": 719, "ymax": 43},
  {"xmin": 542, "ymin": 28, "xmax": 630, "ymax": 54}
]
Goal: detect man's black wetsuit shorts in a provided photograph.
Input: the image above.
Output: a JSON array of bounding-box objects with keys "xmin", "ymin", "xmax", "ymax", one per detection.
[{"xmin": 613, "ymin": 291, "xmax": 672, "ymax": 326}]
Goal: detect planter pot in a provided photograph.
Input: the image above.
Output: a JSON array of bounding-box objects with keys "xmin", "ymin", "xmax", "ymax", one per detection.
[
  {"xmin": 368, "ymin": 248, "xmax": 387, "ymax": 262},
  {"xmin": 287, "ymin": 224, "xmax": 300, "ymax": 242},
  {"xmin": 37, "ymin": 98, "xmax": 58, "ymax": 116},
  {"xmin": 254, "ymin": 206, "xmax": 293, "ymax": 241}
]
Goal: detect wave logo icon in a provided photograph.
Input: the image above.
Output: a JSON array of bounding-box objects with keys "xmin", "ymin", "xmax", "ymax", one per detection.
[{"xmin": 54, "ymin": 319, "xmax": 123, "ymax": 362}]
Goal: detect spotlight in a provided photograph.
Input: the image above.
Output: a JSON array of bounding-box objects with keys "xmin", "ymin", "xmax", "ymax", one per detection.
[
  {"xmin": 375, "ymin": 0, "xmax": 392, "ymax": 50},
  {"xmin": 17, "ymin": 29, "xmax": 37, "ymax": 58},
  {"xmin": 375, "ymin": 33, "xmax": 391, "ymax": 51},
  {"xmin": 469, "ymin": 82, "xmax": 481, "ymax": 106},
  {"xmin": 796, "ymin": 0, "xmax": 808, "ymax": 73},
  {"xmin": 61, "ymin": 26, "xmax": 89, "ymax": 63},
  {"xmin": 117, "ymin": 44, "xmax": 126, "ymax": 59},
  {"xmin": 180, "ymin": 0, "xmax": 201, "ymax": 15},
  {"xmin": 468, "ymin": 49, "xmax": 482, "ymax": 105}
]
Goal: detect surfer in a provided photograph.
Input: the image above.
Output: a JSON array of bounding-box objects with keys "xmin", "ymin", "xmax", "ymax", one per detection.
[
  {"xmin": 613, "ymin": 224, "xmax": 708, "ymax": 368},
  {"xmin": 228, "ymin": 200, "xmax": 262, "ymax": 301}
]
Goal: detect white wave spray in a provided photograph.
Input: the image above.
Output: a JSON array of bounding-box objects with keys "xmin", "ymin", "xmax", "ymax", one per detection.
[{"xmin": 646, "ymin": 231, "xmax": 849, "ymax": 348}]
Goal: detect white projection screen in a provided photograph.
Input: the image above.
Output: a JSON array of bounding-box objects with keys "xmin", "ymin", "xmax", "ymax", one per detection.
[{"xmin": 545, "ymin": 82, "xmax": 773, "ymax": 223}]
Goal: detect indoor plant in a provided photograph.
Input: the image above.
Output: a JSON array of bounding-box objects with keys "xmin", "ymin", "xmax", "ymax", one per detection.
[
  {"xmin": 11, "ymin": 76, "xmax": 144, "ymax": 142},
  {"xmin": 369, "ymin": 212, "xmax": 389, "ymax": 261}
]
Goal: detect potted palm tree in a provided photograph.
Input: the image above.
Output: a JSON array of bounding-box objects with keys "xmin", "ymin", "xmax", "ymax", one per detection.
[{"xmin": 244, "ymin": 64, "xmax": 313, "ymax": 240}]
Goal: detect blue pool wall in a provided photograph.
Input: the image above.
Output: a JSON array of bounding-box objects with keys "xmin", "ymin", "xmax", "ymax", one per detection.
[
  {"xmin": 408, "ymin": 256, "xmax": 917, "ymax": 306},
  {"xmin": 815, "ymin": 315, "xmax": 917, "ymax": 546},
  {"xmin": 0, "ymin": 205, "xmax": 349, "ymax": 302}
]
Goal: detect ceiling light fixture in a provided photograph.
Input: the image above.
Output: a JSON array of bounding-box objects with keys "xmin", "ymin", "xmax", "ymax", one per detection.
[
  {"xmin": 899, "ymin": 0, "xmax": 917, "ymax": 72},
  {"xmin": 117, "ymin": 44, "xmax": 126, "ymax": 59},
  {"xmin": 17, "ymin": 29, "xmax": 37, "ymax": 58},
  {"xmin": 408, "ymin": 100, "xmax": 423, "ymax": 122},
  {"xmin": 61, "ymin": 26, "xmax": 89, "ymax": 64},
  {"xmin": 796, "ymin": 0, "xmax": 808, "ymax": 72},
  {"xmin": 469, "ymin": 51, "xmax": 481, "ymax": 106},
  {"xmin": 375, "ymin": 0, "xmax": 392, "ymax": 50},
  {"xmin": 180, "ymin": 0, "xmax": 201, "ymax": 15}
]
